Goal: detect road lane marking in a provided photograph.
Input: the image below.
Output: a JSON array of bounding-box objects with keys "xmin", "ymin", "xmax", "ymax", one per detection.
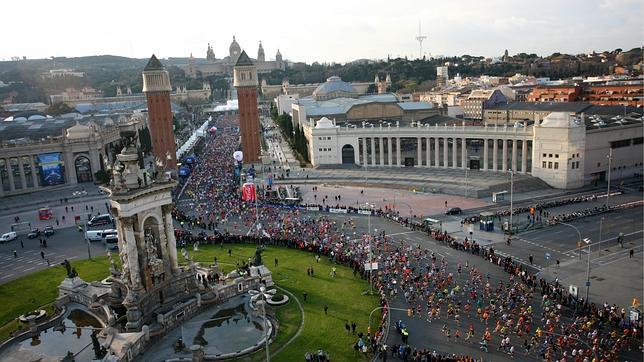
[
  {"xmin": 562, "ymin": 229, "xmax": 643, "ymax": 253},
  {"xmin": 593, "ymin": 250, "xmax": 643, "ymax": 266}
]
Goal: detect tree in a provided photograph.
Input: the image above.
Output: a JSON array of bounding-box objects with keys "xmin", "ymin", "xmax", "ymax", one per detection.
[
  {"xmin": 138, "ymin": 127, "xmax": 152, "ymax": 154},
  {"xmin": 270, "ymin": 102, "xmax": 278, "ymax": 119},
  {"xmin": 94, "ymin": 169, "xmax": 110, "ymax": 184},
  {"xmin": 45, "ymin": 102, "xmax": 74, "ymax": 115}
]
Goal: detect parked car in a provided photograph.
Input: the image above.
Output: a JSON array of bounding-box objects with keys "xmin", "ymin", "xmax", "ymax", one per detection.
[
  {"xmin": 27, "ymin": 228, "xmax": 40, "ymax": 239},
  {"xmin": 0, "ymin": 232, "xmax": 17, "ymax": 243},
  {"xmin": 43, "ymin": 226, "xmax": 55, "ymax": 237},
  {"xmin": 445, "ymin": 207, "xmax": 462, "ymax": 215},
  {"xmin": 104, "ymin": 235, "xmax": 119, "ymax": 251}
]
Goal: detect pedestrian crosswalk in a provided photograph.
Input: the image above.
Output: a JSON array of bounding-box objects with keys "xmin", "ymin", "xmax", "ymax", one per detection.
[{"xmin": 0, "ymin": 250, "xmax": 77, "ymax": 282}]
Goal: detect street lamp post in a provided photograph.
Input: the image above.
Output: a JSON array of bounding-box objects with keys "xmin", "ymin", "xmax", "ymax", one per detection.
[
  {"xmin": 250, "ymin": 286, "xmax": 274, "ymax": 362},
  {"xmin": 606, "ymin": 148, "xmax": 613, "ymax": 207},
  {"xmin": 556, "ymin": 221, "xmax": 582, "ymax": 260},
  {"xmin": 509, "ymin": 169, "xmax": 514, "ymax": 237},
  {"xmin": 261, "ymin": 299, "xmax": 270, "ymax": 362},
  {"xmin": 465, "ymin": 167, "xmax": 468, "ymax": 198},
  {"xmin": 598, "ymin": 217, "xmax": 604, "ymax": 256},
  {"xmin": 584, "ymin": 237, "xmax": 591, "ymax": 302},
  {"xmin": 366, "ymin": 202, "xmax": 374, "ymax": 295},
  {"xmin": 84, "ymin": 228, "xmax": 92, "ymax": 261}
]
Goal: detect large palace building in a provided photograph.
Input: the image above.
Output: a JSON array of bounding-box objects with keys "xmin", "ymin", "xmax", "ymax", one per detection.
[
  {"xmin": 295, "ymin": 77, "xmax": 643, "ymax": 189},
  {"xmin": 184, "ymin": 37, "xmax": 284, "ymax": 78}
]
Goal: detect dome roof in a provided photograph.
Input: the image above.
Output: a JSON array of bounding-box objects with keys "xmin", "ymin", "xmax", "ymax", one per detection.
[
  {"xmin": 66, "ymin": 122, "xmax": 92, "ymax": 139},
  {"xmin": 312, "ymin": 76, "xmax": 357, "ymax": 100},
  {"xmin": 229, "ymin": 36, "xmax": 241, "ymax": 55}
]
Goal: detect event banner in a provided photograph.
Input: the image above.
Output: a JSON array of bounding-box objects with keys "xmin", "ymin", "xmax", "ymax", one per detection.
[
  {"xmin": 241, "ymin": 182, "xmax": 256, "ymax": 202},
  {"xmin": 36, "ymin": 152, "xmax": 65, "ymax": 186}
]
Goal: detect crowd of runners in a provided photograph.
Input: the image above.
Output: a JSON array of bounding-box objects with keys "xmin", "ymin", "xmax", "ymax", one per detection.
[{"xmin": 172, "ymin": 116, "xmax": 642, "ymax": 361}]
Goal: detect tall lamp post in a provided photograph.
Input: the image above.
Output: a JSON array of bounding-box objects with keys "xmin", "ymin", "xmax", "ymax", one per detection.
[
  {"xmin": 584, "ymin": 237, "xmax": 591, "ymax": 302},
  {"xmin": 85, "ymin": 228, "xmax": 92, "ymax": 261},
  {"xmin": 250, "ymin": 286, "xmax": 275, "ymax": 362},
  {"xmin": 509, "ymin": 169, "xmax": 514, "ymax": 237},
  {"xmin": 606, "ymin": 148, "xmax": 613, "ymax": 207},
  {"xmin": 598, "ymin": 217, "xmax": 604, "ymax": 256},
  {"xmin": 366, "ymin": 202, "xmax": 374, "ymax": 295},
  {"xmin": 557, "ymin": 221, "xmax": 582, "ymax": 260},
  {"xmin": 465, "ymin": 167, "xmax": 469, "ymax": 198}
]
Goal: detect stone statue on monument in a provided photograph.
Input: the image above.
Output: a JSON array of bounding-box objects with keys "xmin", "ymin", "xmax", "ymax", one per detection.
[
  {"xmin": 61, "ymin": 259, "xmax": 78, "ymax": 278},
  {"xmin": 120, "ymin": 129, "xmax": 138, "ymax": 150},
  {"xmin": 107, "ymin": 251, "xmax": 120, "ymax": 277},
  {"xmin": 119, "ymin": 248, "xmax": 131, "ymax": 285},
  {"xmin": 145, "ymin": 232, "xmax": 158, "ymax": 259},
  {"xmin": 253, "ymin": 245, "xmax": 263, "ymax": 266}
]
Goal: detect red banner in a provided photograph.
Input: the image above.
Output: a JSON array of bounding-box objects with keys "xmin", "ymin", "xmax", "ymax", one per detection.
[{"xmin": 241, "ymin": 182, "xmax": 256, "ymax": 202}]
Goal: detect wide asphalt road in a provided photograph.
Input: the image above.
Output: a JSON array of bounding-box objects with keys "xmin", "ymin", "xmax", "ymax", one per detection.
[{"xmin": 0, "ymin": 225, "xmax": 109, "ymax": 283}]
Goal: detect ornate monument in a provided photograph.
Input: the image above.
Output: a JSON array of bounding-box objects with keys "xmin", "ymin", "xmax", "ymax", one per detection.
[{"xmin": 106, "ymin": 121, "xmax": 198, "ymax": 331}]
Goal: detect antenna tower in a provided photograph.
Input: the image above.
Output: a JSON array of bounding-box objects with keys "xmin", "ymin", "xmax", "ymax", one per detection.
[{"xmin": 415, "ymin": 22, "xmax": 427, "ymax": 60}]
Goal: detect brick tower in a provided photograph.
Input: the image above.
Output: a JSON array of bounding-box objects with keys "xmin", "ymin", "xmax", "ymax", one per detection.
[
  {"xmin": 233, "ymin": 50, "xmax": 261, "ymax": 163},
  {"xmin": 142, "ymin": 54, "xmax": 177, "ymax": 170}
]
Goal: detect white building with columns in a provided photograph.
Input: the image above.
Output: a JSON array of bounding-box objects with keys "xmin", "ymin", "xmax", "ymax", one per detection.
[
  {"xmin": 301, "ymin": 111, "xmax": 643, "ymax": 190},
  {"xmin": 0, "ymin": 112, "xmax": 146, "ymax": 198}
]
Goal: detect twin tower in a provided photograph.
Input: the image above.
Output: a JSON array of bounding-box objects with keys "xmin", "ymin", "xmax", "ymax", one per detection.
[
  {"xmin": 142, "ymin": 52, "xmax": 261, "ymax": 169},
  {"xmin": 233, "ymin": 50, "xmax": 261, "ymax": 164}
]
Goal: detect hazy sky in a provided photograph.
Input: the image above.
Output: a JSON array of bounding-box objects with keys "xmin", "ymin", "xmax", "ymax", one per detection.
[{"xmin": 3, "ymin": 0, "xmax": 642, "ymax": 63}]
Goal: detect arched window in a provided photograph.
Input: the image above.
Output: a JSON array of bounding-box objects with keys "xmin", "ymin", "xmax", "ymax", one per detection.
[{"xmin": 75, "ymin": 156, "xmax": 93, "ymax": 183}]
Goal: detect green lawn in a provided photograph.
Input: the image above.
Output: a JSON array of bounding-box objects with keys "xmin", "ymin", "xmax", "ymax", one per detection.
[
  {"xmin": 0, "ymin": 257, "xmax": 111, "ymax": 339},
  {"xmin": 0, "ymin": 245, "xmax": 380, "ymax": 362},
  {"xmin": 191, "ymin": 244, "xmax": 380, "ymax": 362}
]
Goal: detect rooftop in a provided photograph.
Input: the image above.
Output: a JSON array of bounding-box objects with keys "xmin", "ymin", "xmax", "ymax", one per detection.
[
  {"xmin": 235, "ymin": 50, "xmax": 254, "ymax": 67},
  {"xmin": 0, "ymin": 112, "xmax": 136, "ymax": 142},
  {"xmin": 296, "ymin": 93, "xmax": 432, "ymax": 118},
  {"xmin": 144, "ymin": 54, "xmax": 165, "ymax": 71},
  {"xmin": 312, "ymin": 76, "xmax": 358, "ymax": 100},
  {"xmin": 487, "ymin": 101, "xmax": 643, "ymax": 116}
]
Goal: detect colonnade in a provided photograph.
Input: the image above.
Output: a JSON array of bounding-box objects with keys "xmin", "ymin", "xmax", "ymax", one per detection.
[
  {"xmin": 357, "ymin": 136, "xmax": 531, "ymax": 174},
  {"xmin": 0, "ymin": 155, "xmax": 42, "ymax": 197}
]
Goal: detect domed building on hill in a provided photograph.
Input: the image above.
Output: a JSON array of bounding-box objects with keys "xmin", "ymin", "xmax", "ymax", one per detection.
[{"xmin": 184, "ymin": 36, "xmax": 285, "ymax": 77}]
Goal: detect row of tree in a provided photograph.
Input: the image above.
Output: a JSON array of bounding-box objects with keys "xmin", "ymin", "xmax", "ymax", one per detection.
[{"xmin": 271, "ymin": 103, "xmax": 309, "ymax": 163}]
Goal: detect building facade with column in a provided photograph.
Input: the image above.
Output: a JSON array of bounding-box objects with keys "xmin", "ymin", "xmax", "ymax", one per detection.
[
  {"xmin": 301, "ymin": 111, "xmax": 643, "ymax": 190},
  {"xmin": 0, "ymin": 112, "xmax": 144, "ymax": 198}
]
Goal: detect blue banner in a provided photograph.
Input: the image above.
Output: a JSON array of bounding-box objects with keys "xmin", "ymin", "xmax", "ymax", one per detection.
[{"xmin": 37, "ymin": 152, "xmax": 65, "ymax": 186}]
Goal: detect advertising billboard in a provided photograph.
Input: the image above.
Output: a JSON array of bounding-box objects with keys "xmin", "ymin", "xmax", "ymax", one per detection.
[{"xmin": 37, "ymin": 152, "xmax": 65, "ymax": 186}]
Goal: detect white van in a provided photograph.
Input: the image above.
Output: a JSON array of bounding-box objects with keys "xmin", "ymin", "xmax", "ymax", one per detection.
[
  {"xmin": 86, "ymin": 230, "xmax": 103, "ymax": 242},
  {"xmin": 0, "ymin": 232, "xmax": 17, "ymax": 243}
]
